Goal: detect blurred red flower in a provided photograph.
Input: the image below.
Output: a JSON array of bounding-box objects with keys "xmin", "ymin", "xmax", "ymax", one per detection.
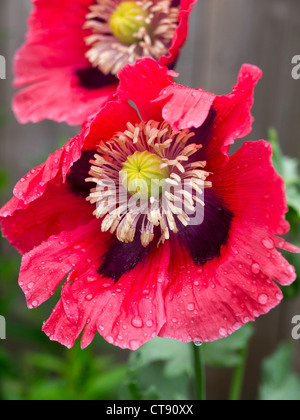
[
  {"xmin": 12, "ymin": 0, "xmax": 196, "ymax": 125},
  {"xmin": 1, "ymin": 58, "xmax": 298, "ymax": 350}
]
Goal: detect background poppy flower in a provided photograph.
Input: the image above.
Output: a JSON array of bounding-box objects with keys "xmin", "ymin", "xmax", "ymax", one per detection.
[
  {"xmin": 1, "ymin": 58, "xmax": 298, "ymax": 351},
  {"xmin": 12, "ymin": 0, "xmax": 196, "ymax": 126}
]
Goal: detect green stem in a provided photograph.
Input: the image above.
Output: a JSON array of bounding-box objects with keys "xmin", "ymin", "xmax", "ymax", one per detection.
[
  {"xmin": 229, "ymin": 346, "xmax": 248, "ymax": 401},
  {"xmin": 192, "ymin": 343, "xmax": 206, "ymax": 400}
]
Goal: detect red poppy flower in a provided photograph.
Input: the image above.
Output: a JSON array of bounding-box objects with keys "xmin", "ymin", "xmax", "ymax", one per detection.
[
  {"xmin": 2, "ymin": 58, "xmax": 299, "ymax": 350},
  {"xmin": 12, "ymin": 0, "xmax": 196, "ymax": 126}
]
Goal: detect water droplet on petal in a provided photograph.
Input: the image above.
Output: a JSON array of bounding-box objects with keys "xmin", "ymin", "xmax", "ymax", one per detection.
[
  {"xmin": 131, "ymin": 317, "xmax": 143, "ymax": 328},
  {"xmin": 258, "ymin": 294, "xmax": 268, "ymax": 305},
  {"xmin": 219, "ymin": 327, "xmax": 227, "ymax": 337},
  {"xmin": 251, "ymin": 263, "xmax": 261, "ymax": 274},
  {"xmin": 31, "ymin": 300, "xmax": 38, "ymax": 308},
  {"xmin": 262, "ymin": 238, "xmax": 275, "ymax": 250},
  {"xmin": 130, "ymin": 339, "xmax": 141, "ymax": 351},
  {"xmin": 194, "ymin": 340, "xmax": 202, "ymax": 347},
  {"xmin": 187, "ymin": 303, "xmax": 195, "ymax": 311},
  {"xmin": 233, "ymin": 322, "xmax": 242, "ymax": 331}
]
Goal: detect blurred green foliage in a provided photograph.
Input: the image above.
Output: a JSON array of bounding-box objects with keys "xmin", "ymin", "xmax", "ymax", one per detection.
[
  {"xmin": 0, "ymin": 342, "xmax": 127, "ymax": 400},
  {"xmin": 259, "ymin": 342, "xmax": 300, "ymax": 400},
  {"xmin": 268, "ymin": 128, "xmax": 300, "ymax": 298},
  {"xmin": 120, "ymin": 324, "xmax": 254, "ymax": 400}
]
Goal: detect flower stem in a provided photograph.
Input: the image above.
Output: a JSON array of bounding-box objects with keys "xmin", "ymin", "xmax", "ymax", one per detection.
[
  {"xmin": 229, "ymin": 346, "xmax": 248, "ymax": 401},
  {"xmin": 192, "ymin": 343, "xmax": 206, "ymax": 400}
]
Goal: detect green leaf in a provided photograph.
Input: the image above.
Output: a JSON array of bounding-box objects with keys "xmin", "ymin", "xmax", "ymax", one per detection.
[
  {"xmin": 83, "ymin": 366, "xmax": 128, "ymax": 400},
  {"xmin": 282, "ymin": 246, "xmax": 300, "ymax": 299},
  {"xmin": 268, "ymin": 128, "xmax": 300, "ymax": 299},
  {"xmin": 122, "ymin": 363, "xmax": 189, "ymax": 400},
  {"xmin": 0, "ymin": 169, "xmax": 9, "ymax": 192},
  {"xmin": 129, "ymin": 337, "xmax": 192, "ymax": 378},
  {"xmin": 121, "ymin": 326, "xmax": 253, "ymax": 400},
  {"xmin": 259, "ymin": 342, "xmax": 300, "ymax": 400},
  {"xmin": 268, "ymin": 128, "xmax": 284, "ymax": 175},
  {"xmin": 268, "ymin": 128, "xmax": 300, "ymax": 218},
  {"xmin": 202, "ymin": 324, "xmax": 254, "ymax": 368},
  {"xmin": 24, "ymin": 353, "xmax": 65, "ymax": 375},
  {"xmin": 27, "ymin": 379, "xmax": 75, "ymax": 401},
  {"xmin": 121, "ymin": 338, "xmax": 191, "ymax": 400}
]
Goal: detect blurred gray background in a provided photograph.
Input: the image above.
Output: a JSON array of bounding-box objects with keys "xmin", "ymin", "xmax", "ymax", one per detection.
[{"xmin": 0, "ymin": 0, "xmax": 300, "ymax": 400}]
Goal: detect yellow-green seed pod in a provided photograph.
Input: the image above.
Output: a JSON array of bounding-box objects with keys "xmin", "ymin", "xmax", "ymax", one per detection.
[
  {"xmin": 120, "ymin": 151, "xmax": 169, "ymax": 199},
  {"xmin": 109, "ymin": 1, "xmax": 149, "ymax": 45}
]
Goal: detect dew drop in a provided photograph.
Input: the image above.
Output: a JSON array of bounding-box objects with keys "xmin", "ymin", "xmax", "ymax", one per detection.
[
  {"xmin": 219, "ymin": 327, "xmax": 227, "ymax": 337},
  {"xmin": 258, "ymin": 294, "xmax": 268, "ymax": 305},
  {"xmin": 187, "ymin": 303, "xmax": 195, "ymax": 311},
  {"xmin": 86, "ymin": 276, "xmax": 97, "ymax": 283},
  {"xmin": 130, "ymin": 340, "xmax": 141, "ymax": 351},
  {"xmin": 146, "ymin": 320, "xmax": 153, "ymax": 327},
  {"xmin": 194, "ymin": 340, "xmax": 202, "ymax": 347},
  {"xmin": 251, "ymin": 263, "xmax": 261, "ymax": 274},
  {"xmin": 131, "ymin": 317, "xmax": 143, "ymax": 328},
  {"xmin": 262, "ymin": 238, "xmax": 275, "ymax": 250},
  {"xmin": 233, "ymin": 322, "xmax": 242, "ymax": 331}
]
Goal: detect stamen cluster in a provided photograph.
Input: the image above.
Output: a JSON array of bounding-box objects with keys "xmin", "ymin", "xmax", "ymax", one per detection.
[
  {"xmin": 84, "ymin": 0, "xmax": 180, "ymax": 75},
  {"xmin": 86, "ymin": 121, "xmax": 212, "ymax": 247}
]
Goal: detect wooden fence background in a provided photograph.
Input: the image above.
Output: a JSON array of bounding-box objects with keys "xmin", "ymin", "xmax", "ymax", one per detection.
[{"xmin": 0, "ymin": 0, "xmax": 300, "ymax": 400}]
